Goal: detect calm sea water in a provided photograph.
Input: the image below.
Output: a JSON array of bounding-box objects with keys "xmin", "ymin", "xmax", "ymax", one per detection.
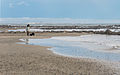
[{"xmin": 1, "ymin": 18, "xmax": 120, "ymax": 26}]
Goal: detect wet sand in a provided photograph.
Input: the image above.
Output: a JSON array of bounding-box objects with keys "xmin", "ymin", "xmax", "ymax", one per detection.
[{"xmin": 0, "ymin": 33, "xmax": 120, "ymax": 75}]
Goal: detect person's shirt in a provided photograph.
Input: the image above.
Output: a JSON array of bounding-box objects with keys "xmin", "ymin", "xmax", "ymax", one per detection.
[{"xmin": 26, "ymin": 27, "xmax": 30, "ymax": 32}]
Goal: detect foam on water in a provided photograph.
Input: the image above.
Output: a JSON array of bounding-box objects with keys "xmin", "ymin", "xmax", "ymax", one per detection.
[
  {"xmin": 8, "ymin": 29, "xmax": 120, "ymax": 32},
  {"xmin": 0, "ymin": 31, "xmax": 3, "ymax": 32}
]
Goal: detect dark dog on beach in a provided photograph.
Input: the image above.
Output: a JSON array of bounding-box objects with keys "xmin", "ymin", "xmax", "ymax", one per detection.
[{"xmin": 30, "ymin": 33, "xmax": 35, "ymax": 36}]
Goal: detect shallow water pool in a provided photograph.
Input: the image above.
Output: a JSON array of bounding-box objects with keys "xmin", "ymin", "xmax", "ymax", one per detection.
[{"xmin": 19, "ymin": 34, "xmax": 120, "ymax": 62}]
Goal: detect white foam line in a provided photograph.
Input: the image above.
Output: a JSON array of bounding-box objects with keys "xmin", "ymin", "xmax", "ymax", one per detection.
[{"xmin": 8, "ymin": 29, "xmax": 120, "ymax": 32}]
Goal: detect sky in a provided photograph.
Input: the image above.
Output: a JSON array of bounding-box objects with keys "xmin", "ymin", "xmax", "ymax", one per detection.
[
  {"xmin": 0, "ymin": 0, "xmax": 120, "ymax": 24},
  {"xmin": 0, "ymin": 0, "xmax": 120, "ymax": 19}
]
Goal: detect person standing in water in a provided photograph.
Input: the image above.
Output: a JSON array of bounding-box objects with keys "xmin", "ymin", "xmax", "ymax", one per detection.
[{"xmin": 26, "ymin": 24, "xmax": 30, "ymax": 36}]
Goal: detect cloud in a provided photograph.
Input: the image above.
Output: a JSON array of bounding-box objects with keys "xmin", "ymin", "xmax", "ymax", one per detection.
[
  {"xmin": 9, "ymin": 1, "xmax": 29, "ymax": 8},
  {"xmin": 17, "ymin": 1, "xmax": 29, "ymax": 6}
]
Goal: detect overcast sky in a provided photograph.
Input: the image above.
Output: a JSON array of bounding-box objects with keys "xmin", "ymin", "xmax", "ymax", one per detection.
[{"xmin": 1, "ymin": 0, "xmax": 120, "ymax": 19}]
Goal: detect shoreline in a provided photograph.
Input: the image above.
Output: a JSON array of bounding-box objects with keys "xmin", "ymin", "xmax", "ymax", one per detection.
[
  {"xmin": 0, "ymin": 33, "xmax": 120, "ymax": 75},
  {"xmin": 18, "ymin": 36, "xmax": 120, "ymax": 73}
]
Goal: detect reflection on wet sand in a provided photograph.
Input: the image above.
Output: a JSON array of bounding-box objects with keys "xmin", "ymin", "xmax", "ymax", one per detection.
[{"xmin": 25, "ymin": 39, "xmax": 29, "ymax": 44}]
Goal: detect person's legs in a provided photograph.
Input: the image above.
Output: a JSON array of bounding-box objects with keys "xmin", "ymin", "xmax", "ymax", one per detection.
[{"xmin": 27, "ymin": 31, "xmax": 29, "ymax": 36}]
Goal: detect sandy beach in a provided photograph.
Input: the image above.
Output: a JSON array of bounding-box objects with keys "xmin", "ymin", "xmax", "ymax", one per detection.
[
  {"xmin": 1, "ymin": 0, "xmax": 120, "ymax": 74},
  {"xmin": 0, "ymin": 33, "xmax": 120, "ymax": 75}
]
